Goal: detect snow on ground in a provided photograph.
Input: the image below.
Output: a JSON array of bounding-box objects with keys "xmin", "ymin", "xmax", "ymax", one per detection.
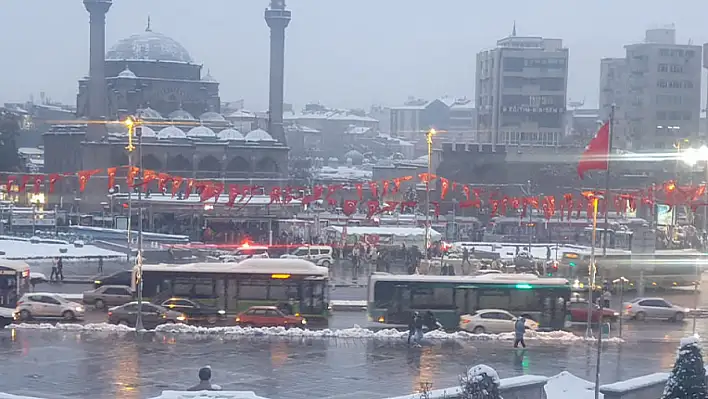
[
  {"xmin": 0, "ymin": 237, "xmax": 125, "ymax": 260},
  {"xmin": 9, "ymin": 322, "xmax": 623, "ymax": 343},
  {"xmin": 150, "ymin": 392, "xmax": 270, "ymax": 399},
  {"xmin": 545, "ymin": 371, "xmax": 598, "ymax": 399}
]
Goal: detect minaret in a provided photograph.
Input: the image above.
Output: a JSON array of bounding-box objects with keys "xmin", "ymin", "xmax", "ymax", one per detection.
[
  {"xmin": 264, "ymin": 0, "xmax": 291, "ymax": 145},
  {"xmin": 83, "ymin": 0, "xmax": 112, "ymax": 141}
]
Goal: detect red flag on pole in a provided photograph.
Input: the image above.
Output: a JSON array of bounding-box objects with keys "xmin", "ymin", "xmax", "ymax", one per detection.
[{"xmin": 578, "ymin": 121, "xmax": 610, "ymax": 179}]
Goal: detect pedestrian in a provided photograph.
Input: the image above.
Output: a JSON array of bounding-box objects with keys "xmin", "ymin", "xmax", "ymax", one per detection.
[
  {"xmin": 514, "ymin": 316, "xmax": 527, "ymax": 348},
  {"xmin": 50, "ymin": 257, "xmax": 58, "ymax": 282},
  {"xmin": 407, "ymin": 312, "xmax": 417, "ymax": 345},
  {"xmin": 187, "ymin": 366, "xmax": 221, "ymax": 391},
  {"xmin": 56, "ymin": 257, "xmax": 64, "ymax": 281},
  {"xmin": 98, "ymin": 257, "xmax": 104, "ymax": 274},
  {"xmin": 601, "ymin": 290, "xmax": 612, "ymax": 309},
  {"xmin": 462, "ymin": 247, "xmax": 471, "ymax": 267},
  {"xmin": 413, "ymin": 311, "xmax": 424, "ymax": 345}
]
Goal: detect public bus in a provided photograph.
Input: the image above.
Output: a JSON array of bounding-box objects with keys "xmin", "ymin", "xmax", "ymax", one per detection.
[
  {"xmin": 367, "ymin": 273, "xmax": 571, "ymax": 330},
  {"xmin": 557, "ymin": 248, "xmax": 703, "ymax": 289},
  {"xmin": 133, "ymin": 259, "xmax": 330, "ymax": 322},
  {"xmin": 0, "ymin": 259, "xmax": 30, "ymax": 308}
]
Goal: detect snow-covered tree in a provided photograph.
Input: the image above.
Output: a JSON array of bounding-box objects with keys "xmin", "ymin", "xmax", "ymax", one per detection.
[
  {"xmin": 662, "ymin": 335, "xmax": 707, "ymax": 399},
  {"xmin": 460, "ymin": 364, "xmax": 502, "ymax": 399}
]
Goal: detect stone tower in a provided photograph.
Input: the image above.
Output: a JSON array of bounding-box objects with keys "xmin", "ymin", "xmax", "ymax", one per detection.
[
  {"xmin": 83, "ymin": 0, "xmax": 111, "ymax": 141},
  {"xmin": 264, "ymin": 0, "xmax": 291, "ymax": 145}
]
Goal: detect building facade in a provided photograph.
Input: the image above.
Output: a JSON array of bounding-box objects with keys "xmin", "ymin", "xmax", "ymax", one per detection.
[
  {"xmin": 601, "ymin": 27, "xmax": 701, "ymax": 150},
  {"xmin": 475, "ymin": 34, "xmax": 569, "ymax": 149}
]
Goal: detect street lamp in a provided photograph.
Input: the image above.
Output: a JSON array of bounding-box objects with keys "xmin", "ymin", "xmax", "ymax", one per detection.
[
  {"xmin": 424, "ymin": 128, "xmax": 438, "ymax": 260},
  {"xmin": 680, "ymin": 144, "xmax": 708, "ymax": 335},
  {"xmin": 124, "ymin": 114, "xmax": 145, "ymax": 332},
  {"xmin": 583, "ymin": 191, "xmax": 603, "ymax": 338}
]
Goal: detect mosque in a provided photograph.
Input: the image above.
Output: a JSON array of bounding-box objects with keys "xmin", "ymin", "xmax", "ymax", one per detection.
[{"xmin": 43, "ymin": 1, "xmax": 292, "ymax": 208}]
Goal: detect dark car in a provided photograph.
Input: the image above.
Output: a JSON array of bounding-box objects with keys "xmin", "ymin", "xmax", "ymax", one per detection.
[
  {"xmin": 94, "ymin": 270, "xmax": 132, "ymax": 289},
  {"xmin": 160, "ymin": 298, "xmax": 226, "ymax": 325},
  {"xmin": 108, "ymin": 302, "xmax": 186, "ymax": 329}
]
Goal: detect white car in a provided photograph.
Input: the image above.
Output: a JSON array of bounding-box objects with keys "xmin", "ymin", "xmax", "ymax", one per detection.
[
  {"xmin": 459, "ymin": 309, "xmax": 538, "ymax": 334},
  {"xmin": 623, "ymin": 297, "xmax": 689, "ymax": 322},
  {"xmin": 15, "ymin": 293, "xmax": 85, "ymax": 321},
  {"xmin": 0, "ymin": 307, "xmax": 14, "ymax": 328},
  {"xmin": 221, "ymin": 246, "xmax": 270, "ymax": 262},
  {"xmin": 281, "ymin": 245, "xmax": 334, "ymax": 267}
]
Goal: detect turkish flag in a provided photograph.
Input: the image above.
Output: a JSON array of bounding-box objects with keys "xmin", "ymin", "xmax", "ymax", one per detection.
[
  {"xmin": 578, "ymin": 121, "xmax": 610, "ymax": 179},
  {"xmin": 343, "ymin": 199, "xmax": 357, "ymax": 216}
]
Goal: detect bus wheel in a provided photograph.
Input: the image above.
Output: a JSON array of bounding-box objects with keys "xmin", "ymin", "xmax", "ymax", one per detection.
[{"xmin": 473, "ymin": 326, "xmax": 486, "ymax": 334}]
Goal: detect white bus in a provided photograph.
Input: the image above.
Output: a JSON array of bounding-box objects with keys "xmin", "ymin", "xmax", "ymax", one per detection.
[
  {"xmin": 0, "ymin": 259, "xmax": 30, "ymax": 308},
  {"xmin": 133, "ymin": 259, "xmax": 330, "ymax": 322},
  {"xmin": 367, "ymin": 273, "xmax": 570, "ymax": 330}
]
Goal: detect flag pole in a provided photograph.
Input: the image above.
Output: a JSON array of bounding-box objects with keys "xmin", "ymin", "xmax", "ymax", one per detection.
[{"xmin": 602, "ymin": 104, "xmax": 615, "ymax": 257}]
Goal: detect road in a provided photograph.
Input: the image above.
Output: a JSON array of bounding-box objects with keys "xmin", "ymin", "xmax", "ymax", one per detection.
[{"xmin": 0, "ymin": 327, "xmax": 685, "ymax": 399}]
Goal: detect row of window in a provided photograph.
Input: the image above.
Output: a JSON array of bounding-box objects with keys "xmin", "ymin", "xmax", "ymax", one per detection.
[
  {"xmin": 498, "ymin": 131, "xmax": 558, "ymax": 146},
  {"xmin": 656, "ymin": 111, "xmax": 692, "ymax": 121},
  {"xmin": 502, "ymin": 57, "xmax": 567, "ymax": 72},
  {"xmin": 657, "ymin": 64, "xmax": 685, "ymax": 73},
  {"xmin": 502, "ymin": 77, "xmax": 565, "ymax": 91},
  {"xmin": 659, "ymin": 48, "xmax": 696, "ymax": 58},
  {"xmin": 657, "ymin": 80, "xmax": 694, "ymax": 89},
  {"xmin": 656, "ymin": 94, "xmax": 683, "ymax": 106}
]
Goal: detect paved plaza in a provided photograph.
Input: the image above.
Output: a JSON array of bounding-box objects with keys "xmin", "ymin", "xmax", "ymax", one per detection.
[{"xmin": 0, "ymin": 327, "xmax": 684, "ymax": 399}]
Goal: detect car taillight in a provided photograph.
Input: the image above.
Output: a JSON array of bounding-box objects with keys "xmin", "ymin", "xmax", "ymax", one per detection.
[
  {"xmin": 235, "ymin": 317, "xmax": 240, "ymax": 322},
  {"xmin": 16, "ymin": 301, "xmax": 23, "ymax": 305},
  {"xmin": 626, "ymin": 304, "xmax": 632, "ymax": 309},
  {"xmin": 107, "ymin": 311, "xmax": 112, "ymax": 316}
]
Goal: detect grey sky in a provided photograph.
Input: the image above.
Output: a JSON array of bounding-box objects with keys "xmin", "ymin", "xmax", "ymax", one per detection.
[{"xmin": 1, "ymin": 0, "xmax": 707, "ymax": 111}]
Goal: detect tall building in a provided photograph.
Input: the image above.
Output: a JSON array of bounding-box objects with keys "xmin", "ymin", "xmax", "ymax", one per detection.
[
  {"xmin": 475, "ymin": 30, "xmax": 569, "ymax": 149},
  {"xmin": 600, "ymin": 27, "xmax": 701, "ymax": 150}
]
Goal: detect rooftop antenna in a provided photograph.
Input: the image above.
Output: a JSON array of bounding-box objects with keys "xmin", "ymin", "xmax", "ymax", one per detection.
[
  {"xmin": 512, "ymin": 21, "xmax": 517, "ymax": 36},
  {"xmin": 145, "ymin": 15, "xmax": 151, "ymax": 32}
]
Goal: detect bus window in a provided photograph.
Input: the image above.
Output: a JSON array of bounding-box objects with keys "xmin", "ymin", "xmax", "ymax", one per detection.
[
  {"xmin": 174, "ymin": 277, "xmax": 214, "ymax": 298},
  {"xmin": 269, "ymin": 280, "xmax": 299, "ymax": 301},
  {"xmin": 410, "ymin": 286, "xmax": 454, "ymax": 309},
  {"xmin": 509, "ymin": 290, "xmax": 540, "ymax": 312},
  {"xmin": 374, "ymin": 281, "xmax": 395, "ymax": 307},
  {"xmin": 477, "ymin": 289, "xmax": 510, "ymax": 309},
  {"xmin": 238, "ymin": 280, "xmax": 269, "ymax": 300}
]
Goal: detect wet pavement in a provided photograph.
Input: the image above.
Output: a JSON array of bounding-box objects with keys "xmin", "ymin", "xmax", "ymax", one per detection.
[{"xmin": 0, "ymin": 327, "xmax": 684, "ymax": 399}]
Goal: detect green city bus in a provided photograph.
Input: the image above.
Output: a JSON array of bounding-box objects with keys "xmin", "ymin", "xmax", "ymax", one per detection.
[
  {"xmin": 367, "ymin": 273, "xmax": 571, "ymax": 330},
  {"xmin": 133, "ymin": 258, "xmax": 330, "ymax": 322}
]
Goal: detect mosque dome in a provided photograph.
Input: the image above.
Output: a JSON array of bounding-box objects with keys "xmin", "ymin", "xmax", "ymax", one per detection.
[
  {"xmin": 217, "ymin": 129, "xmax": 245, "ymax": 141},
  {"xmin": 245, "ymin": 129, "xmax": 275, "ymax": 142},
  {"xmin": 138, "ymin": 126, "xmax": 157, "ymax": 138},
  {"xmin": 137, "ymin": 107, "xmax": 163, "ymax": 120},
  {"xmin": 199, "ymin": 112, "xmax": 226, "ymax": 122},
  {"xmin": 186, "ymin": 125, "xmax": 216, "ymax": 138},
  {"xmin": 157, "ymin": 126, "xmax": 187, "ymax": 139},
  {"xmin": 168, "ymin": 109, "xmax": 195, "ymax": 121},
  {"xmin": 117, "ymin": 66, "xmax": 137, "ymax": 78},
  {"xmin": 344, "ymin": 149, "xmax": 364, "ymax": 164},
  {"xmin": 106, "ymin": 29, "xmax": 193, "ymax": 63}
]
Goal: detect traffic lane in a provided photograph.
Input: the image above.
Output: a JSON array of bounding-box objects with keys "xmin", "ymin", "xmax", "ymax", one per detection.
[
  {"xmin": 0, "ymin": 329, "xmax": 680, "ymax": 399},
  {"xmin": 330, "ymin": 286, "xmax": 366, "ymax": 301}
]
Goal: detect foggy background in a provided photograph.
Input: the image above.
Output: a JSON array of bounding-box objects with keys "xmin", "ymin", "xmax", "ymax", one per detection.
[{"xmin": 1, "ymin": 0, "xmax": 708, "ymax": 110}]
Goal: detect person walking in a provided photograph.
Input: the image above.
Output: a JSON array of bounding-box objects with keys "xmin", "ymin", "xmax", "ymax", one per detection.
[
  {"xmin": 514, "ymin": 316, "xmax": 527, "ymax": 348},
  {"xmin": 50, "ymin": 257, "xmax": 58, "ymax": 282},
  {"xmin": 56, "ymin": 257, "xmax": 64, "ymax": 281}
]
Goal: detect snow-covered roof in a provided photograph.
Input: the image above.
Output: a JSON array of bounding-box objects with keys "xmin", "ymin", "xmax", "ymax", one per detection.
[
  {"xmin": 106, "ymin": 30, "xmax": 193, "ymax": 63},
  {"xmin": 284, "ymin": 110, "xmax": 378, "ymax": 123},
  {"xmin": 111, "ymin": 194, "xmax": 301, "ymax": 207},
  {"xmin": 168, "ymin": 109, "xmax": 195, "ymax": 121},
  {"xmin": 18, "ymin": 147, "xmax": 43, "ymax": 156},
  {"xmin": 0, "ymin": 237, "xmax": 126, "ymax": 260},
  {"xmin": 117, "ymin": 66, "xmax": 137, "ymax": 78},
  {"xmin": 186, "ymin": 125, "xmax": 216, "ymax": 138},
  {"xmin": 199, "ymin": 112, "xmax": 226, "ymax": 122},
  {"xmin": 245, "ymin": 129, "xmax": 275, "ymax": 142},
  {"xmin": 227, "ymin": 110, "xmax": 256, "ymax": 119},
  {"xmin": 143, "ymin": 258, "xmax": 328, "ymax": 276},
  {"xmin": 315, "ymin": 166, "xmax": 372, "ymax": 180},
  {"xmin": 157, "ymin": 126, "xmax": 187, "ymax": 139},
  {"xmin": 326, "ymin": 226, "xmax": 442, "ymax": 239},
  {"xmin": 217, "ymin": 128, "xmax": 245, "ymax": 141},
  {"xmin": 345, "ymin": 126, "xmax": 373, "ymax": 135},
  {"xmin": 138, "ymin": 107, "xmax": 163, "ymax": 120},
  {"xmin": 285, "ymin": 124, "xmax": 320, "ymax": 133}
]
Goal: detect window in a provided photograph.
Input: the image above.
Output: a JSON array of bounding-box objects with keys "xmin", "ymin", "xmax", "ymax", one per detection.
[
  {"xmin": 174, "ymin": 277, "xmax": 214, "ymax": 298},
  {"xmin": 268, "ymin": 281, "xmax": 298, "ymax": 301},
  {"xmin": 239, "ymin": 280, "xmax": 269, "ymax": 300},
  {"xmin": 478, "ymin": 289, "xmax": 510, "ymax": 309},
  {"xmin": 503, "ymin": 57, "xmax": 524, "ymax": 72},
  {"xmin": 175, "ymin": 299, "xmax": 196, "ymax": 307},
  {"xmin": 682, "ymin": 80, "xmax": 694, "ymax": 89},
  {"xmin": 410, "ymin": 286, "xmax": 454, "ymax": 309},
  {"xmin": 104, "ymin": 287, "xmax": 130, "ymax": 295},
  {"xmin": 42, "ymin": 296, "xmax": 61, "ymax": 305},
  {"xmin": 657, "ymin": 80, "xmax": 668, "ymax": 88},
  {"xmin": 292, "ymin": 248, "xmax": 308, "ymax": 256},
  {"xmin": 265, "ymin": 310, "xmax": 282, "ymax": 317},
  {"xmin": 670, "ymin": 65, "xmax": 684, "ymax": 73},
  {"xmin": 122, "ymin": 304, "xmax": 138, "ymax": 311},
  {"xmin": 659, "ymin": 49, "xmax": 670, "ymax": 56},
  {"xmin": 373, "ymin": 281, "xmax": 395, "ymax": 307},
  {"xmin": 509, "ymin": 290, "xmax": 540, "ymax": 311},
  {"xmin": 686, "ymin": 50, "xmax": 695, "ymax": 58},
  {"xmin": 140, "ymin": 303, "xmax": 161, "ymax": 313},
  {"xmin": 657, "ymin": 64, "xmax": 668, "ymax": 72}
]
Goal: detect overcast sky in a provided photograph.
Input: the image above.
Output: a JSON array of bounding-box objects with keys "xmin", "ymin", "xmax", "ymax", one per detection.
[{"xmin": 1, "ymin": 0, "xmax": 708, "ymax": 112}]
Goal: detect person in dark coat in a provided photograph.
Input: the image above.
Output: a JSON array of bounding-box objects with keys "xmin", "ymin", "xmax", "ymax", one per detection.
[
  {"xmin": 187, "ymin": 366, "xmax": 221, "ymax": 391},
  {"xmin": 514, "ymin": 317, "xmax": 527, "ymax": 348},
  {"xmin": 407, "ymin": 312, "xmax": 418, "ymax": 345}
]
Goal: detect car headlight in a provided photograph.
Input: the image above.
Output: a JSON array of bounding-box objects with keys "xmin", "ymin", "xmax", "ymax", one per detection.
[
  {"xmin": 301, "ymin": 319, "xmax": 307, "ymax": 325},
  {"xmin": 217, "ymin": 310, "xmax": 226, "ymax": 315},
  {"xmin": 176, "ymin": 315, "xmax": 187, "ymax": 321},
  {"xmin": 75, "ymin": 306, "xmax": 84, "ymax": 312},
  {"xmin": 94, "ymin": 280, "xmax": 101, "ymax": 285},
  {"xmin": 614, "ymin": 312, "xmax": 619, "ymax": 316}
]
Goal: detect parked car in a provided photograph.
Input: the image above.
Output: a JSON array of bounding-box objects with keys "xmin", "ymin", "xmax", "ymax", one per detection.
[
  {"xmin": 459, "ymin": 309, "xmax": 538, "ymax": 334},
  {"xmin": 567, "ymin": 301, "xmax": 619, "ymax": 323},
  {"xmin": 623, "ymin": 297, "xmax": 689, "ymax": 322},
  {"xmin": 83, "ymin": 285, "xmax": 134, "ymax": 310},
  {"xmin": 108, "ymin": 302, "xmax": 186, "ymax": 329},
  {"xmin": 0, "ymin": 307, "xmax": 14, "ymax": 328},
  {"xmin": 280, "ymin": 245, "xmax": 334, "ymax": 267},
  {"xmin": 94, "ymin": 270, "xmax": 132, "ymax": 289},
  {"xmin": 15, "ymin": 293, "xmax": 85, "ymax": 321},
  {"xmin": 235, "ymin": 306, "xmax": 307, "ymax": 328},
  {"xmin": 220, "ymin": 246, "xmax": 270, "ymax": 263},
  {"xmin": 160, "ymin": 298, "xmax": 226, "ymax": 325}
]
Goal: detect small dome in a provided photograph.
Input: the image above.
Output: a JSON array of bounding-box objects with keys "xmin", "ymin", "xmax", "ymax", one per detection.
[
  {"xmin": 118, "ymin": 66, "xmax": 137, "ymax": 78},
  {"xmin": 138, "ymin": 126, "xmax": 157, "ymax": 137},
  {"xmin": 245, "ymin": 128, "xmax": 275, "ymax": 142},
  {"xmin": 344, "ymin": 149, "xmax": 363, "ymax": 159},
  {"xmin": 168, "ymin": 109, "xmax": 195, "ymax": 121},
  {"xmin": 202, "ymin": 70, "xmax": 217, "ymax": 82},
  {"xmin": 186, "ymin": 125, "xmax": 216, "ymax": 138},
  {"xmin": 200, "ymin": 112, "xmax": 226, "ymax": 122},
  {"xmin": 217, "ymin": 128, "xmax": 245, "ymax": 141},
  {"xmin": 157, "ymin": 126, "xmax": 187, "ymax": 139},
  {"xmin": 137, "ymin": 107, "xmax": 163, "ymax": 120}
]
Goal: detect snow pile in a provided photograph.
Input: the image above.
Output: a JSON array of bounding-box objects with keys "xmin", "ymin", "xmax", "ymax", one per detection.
[
  {"xmin": 545, "ymin": 371, "xmax": 597, "ymax": 399},
  {"xmin": 12, "ymin": 322, "xmax": 134, "ymax": 332},
  {"xmin": 0, "ymin": 393, "xmax": 45, "ymax": 399},
  {"xmin": 680, "ymin": 335, "xmax": 700, "ymax": 348},
  {"xmin": 151, "ymin": 392, "xmax": 270, "ymax": 399}
]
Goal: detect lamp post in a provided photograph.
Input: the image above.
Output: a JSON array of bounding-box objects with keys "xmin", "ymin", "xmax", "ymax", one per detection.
[
  {"xmin": 680, "ymin": 145, "xmax": 708, "ymax": 334},
  {"xmin": 124, "ymin": 114, "xmax": 145, "ymax": 332},
  {"xmin": 585, "ymin": 192, "xmax": 602, "ymax": 338},
  {"xmin": 424, "ymin": 128, "xmax": 438, "ymax": 260}
]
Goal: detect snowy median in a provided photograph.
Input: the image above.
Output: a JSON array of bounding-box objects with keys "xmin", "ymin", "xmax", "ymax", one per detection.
[{"xmin": 8, "ymin": 322, "xmax": 623, "ymax": 343}]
